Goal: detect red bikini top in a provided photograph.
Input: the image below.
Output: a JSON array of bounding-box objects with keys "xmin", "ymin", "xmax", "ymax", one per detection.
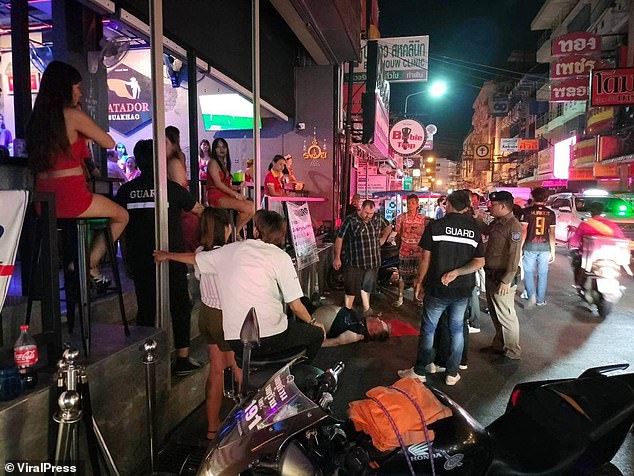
[{"xmin": 49, "ymin": 135, "xmax": 90, "ymax": 171}]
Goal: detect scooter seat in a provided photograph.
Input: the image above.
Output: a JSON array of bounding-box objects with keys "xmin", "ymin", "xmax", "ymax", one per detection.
[{"xmin": 487, "ymin": 376, "xmax": 634, "ymax": 475}]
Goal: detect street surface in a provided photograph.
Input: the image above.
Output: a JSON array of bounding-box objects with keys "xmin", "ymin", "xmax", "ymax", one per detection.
[
  {"xmin": 315, "ymin": 245, "xmax": 634, "ymax": 474},
  {"xmin": 164, "ymin": 245, "xmax": 634, "ymax": 474}
]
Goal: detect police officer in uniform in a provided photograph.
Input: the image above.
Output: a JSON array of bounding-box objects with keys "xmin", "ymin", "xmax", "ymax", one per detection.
[{"xmin": 480, "ymin": 191, "xmax": 523, "ymax": 362}]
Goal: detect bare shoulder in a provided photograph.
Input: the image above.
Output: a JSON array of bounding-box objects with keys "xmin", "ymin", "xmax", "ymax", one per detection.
[{"xmin": 63, "ymin": 106, "xmax": 84, "ymax": 124}]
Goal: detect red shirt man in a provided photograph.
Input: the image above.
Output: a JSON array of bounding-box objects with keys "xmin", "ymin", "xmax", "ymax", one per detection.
[{"xmin": 569, "ymin": 202, "xmax": 625, "ymax": 252}]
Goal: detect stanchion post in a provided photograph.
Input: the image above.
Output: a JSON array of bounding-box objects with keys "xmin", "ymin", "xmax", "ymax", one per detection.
[{"xmin": 142, "ymin": 339, "xmax": 158, "ymax": 474}]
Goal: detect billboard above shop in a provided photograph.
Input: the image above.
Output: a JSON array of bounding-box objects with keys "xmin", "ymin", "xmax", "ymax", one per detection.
[
  {"xmin": 349, "ymin": 36, "xmax": 429, "ymax": 83},
  {"xmin": 363, "ymin": 41, "xmax": 391, "ymax": 157},
  {"xmin": 551, "ymin": 32, "xmax": 601, "ymax": 57},
  {"xmin": 590, "ymin": 67, "xmax": 634, "ymax": 107}
]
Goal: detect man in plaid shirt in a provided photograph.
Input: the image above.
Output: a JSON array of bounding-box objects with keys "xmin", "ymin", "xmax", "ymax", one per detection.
[{"xmin": 333, "ymin": 199, "xmax": 391, "ymax": 316}]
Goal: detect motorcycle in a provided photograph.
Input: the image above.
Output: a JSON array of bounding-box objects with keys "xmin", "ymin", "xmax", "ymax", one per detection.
[
  {"xmin": 196, "ymin": 309, "xmax": 634, "ymax": 476},
  {"xmin": 571, "ymin": 235, "xmax": 632, "ymax": 318}
]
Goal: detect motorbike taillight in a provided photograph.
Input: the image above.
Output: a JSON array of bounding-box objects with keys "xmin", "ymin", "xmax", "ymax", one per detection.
[{"xmin": 510, "ymin": 388, "xmax": 522, "ymax": 407}]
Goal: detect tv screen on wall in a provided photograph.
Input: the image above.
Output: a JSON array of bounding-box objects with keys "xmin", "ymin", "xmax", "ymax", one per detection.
[{"xmin": 200, "ymin": 93, "xmax": 262, "ymax": 131}]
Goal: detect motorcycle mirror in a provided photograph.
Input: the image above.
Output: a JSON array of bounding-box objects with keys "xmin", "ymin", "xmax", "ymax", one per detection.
[{"xmin": 240, "ymin": 307, "xmax": 261, "ymax": 346}]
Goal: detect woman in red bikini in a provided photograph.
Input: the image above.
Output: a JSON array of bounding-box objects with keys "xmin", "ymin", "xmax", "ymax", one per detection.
[
  {"xmin": 27, "ymin": 61, "xmax": 129, "ymax": 285},
  {"xmin": 206, "ymin": 138, "xmax": 254, "ymax": 234}
]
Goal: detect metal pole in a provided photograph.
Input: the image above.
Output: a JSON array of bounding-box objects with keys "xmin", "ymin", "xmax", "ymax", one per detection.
[
  {"xmin": 149, "ymin": 0, "xmax": 169, "ymax": 329},
  {"xmin": 10, "ymin": 0, "xmax": 31, "ymax": 139},
  {"xmin": 253, "ymin": 0, "xmax": 262, "ymax": 210},
  {"xmin": 187, "ymin": 49, "xmax": 200, "ymax": 201},
  {"xmin": 404, "ymin": 91, "xmax": 424, "ymax": 117},
  {"xmin": 142, "ymin": 339, "xmax": 159, "ymax": 475},
  {"xmin": 342, "ymin": 61, "xmax": 354, "ymax": 217}
]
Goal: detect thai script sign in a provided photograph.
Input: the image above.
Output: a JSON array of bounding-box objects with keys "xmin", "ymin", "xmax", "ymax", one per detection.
[
  {"xmin": 551, "ymin": 55, "xmax": 604, "ymax": 80},
  {"xmin": 350, "ymin": 36, "xmax": 429, "ymax": 83},
  {"xmin": 519, "ymin": 139, "xmax": 539, "ymax": 151},
  {"xmin": 550, "ymin": 77, "xmax": 589, "ymax": 102},
  {"xmin": 286, "ymin": 201, "xmax": 319, "ymax": 270},
  {"xmin": 551, "ymin": 32, "xmax": 601, "ymax": 57},
  {"xmin": 501, "ymin": 138, "xmax": 519, "ymax": 153},
  {"xmin": 590, "ymin": 67, "xmax": 634, "ymax": 106}
]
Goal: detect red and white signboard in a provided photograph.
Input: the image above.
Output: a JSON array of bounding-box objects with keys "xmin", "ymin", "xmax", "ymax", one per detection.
[
  {"xmin": 590, "ymin": 67, "xmax": 634, "ymax": 107},
  {"xmin": 519, "ymin": 139, "xmax": 539, "ymax": 151},
  {"xmin": 551, "ymin": 77, "xmax": 589, "ymax": 102},
  {"xmin": 389, "ymin": 119, "xmax": 426, "ymax": 156},
  {"xmin": 0, "ymin": 191, "xmax": 29, "ymax": 314},
  {"xmin": 551, "ymin": 32, "xmax": 601, "ymax": 57},
  {"xmin": 550, "ymin": 55, "xmax": 603, "ymax": 80}
]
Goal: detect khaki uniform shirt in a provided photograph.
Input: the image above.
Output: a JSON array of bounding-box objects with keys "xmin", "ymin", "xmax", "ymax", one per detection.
[{"xmin": 483, "ymin": 212, "xmax": 523, "ymax": 285}]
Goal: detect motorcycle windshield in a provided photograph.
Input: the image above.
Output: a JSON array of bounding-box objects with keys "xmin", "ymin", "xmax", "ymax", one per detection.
[
  {"xmin": 235, "ymin": 363, "xmax": 319, "ymax": 434},
  {"xmin": 198, "ymin": 362, "xmax": 321, "ymax": 476}
]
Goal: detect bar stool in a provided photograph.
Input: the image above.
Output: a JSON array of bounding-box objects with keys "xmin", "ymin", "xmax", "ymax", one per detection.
[{"xmin": 26, "ymin": 218, "xmax": 129, "ymax": 356}]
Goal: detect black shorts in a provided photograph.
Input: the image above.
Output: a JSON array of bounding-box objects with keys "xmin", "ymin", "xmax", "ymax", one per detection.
[{"xmin": 343, "ymin": 267, "xmax": 378, "ymax": 296}]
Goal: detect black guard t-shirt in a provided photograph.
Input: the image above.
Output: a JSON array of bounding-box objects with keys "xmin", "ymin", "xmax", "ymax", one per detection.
[
  {"xmin": 116, "ymin": 177, "xmax": 196, "ymax": 269},
  {"xmin": 419, "ymin": 212, "xmax": 485, "ymax": 298}
]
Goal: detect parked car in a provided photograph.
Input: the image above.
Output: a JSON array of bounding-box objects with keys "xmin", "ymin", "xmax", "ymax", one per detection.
[{"xmin": 544, "ymin": 191, "xmax": 634, "ymax": 243}]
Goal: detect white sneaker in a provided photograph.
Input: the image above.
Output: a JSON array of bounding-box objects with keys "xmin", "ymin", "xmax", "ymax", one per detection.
[
  {"xmin": 397, "ymin": 367, "xmax": 426, "ymax": 383},
  {"xmin": 536, "ymin": 301, "xmax": 547, "ymax": 307},
  {"xmin": 425, "ymin": 363, "xmax": 446, "ymax": 374},
  {"xmin": 468, "ymin": 326, "xmax": 481, "ymax": 334},
  {"xmin": 445, "ymin": 373, "xmax": 461, "ymax": 386},
  {"xmin": 459, "ymin": 364, "xmax": 468, "ymax": 370}
]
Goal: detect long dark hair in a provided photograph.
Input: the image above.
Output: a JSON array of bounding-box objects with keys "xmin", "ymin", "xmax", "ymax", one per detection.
[
  {"xmin": 199, "ymin": 139, "xmax": 211, "ymax": 159},
  {"xmin": 27, "ymin": 61, "xmax": 82, "ymax": 173},
  {"xmin": 210, "ymin": 138, "xmax": 231, "ymax": 174},
  {"xmin": 199, "ymin": 208, "xmax": 230, "ymax": 251}
]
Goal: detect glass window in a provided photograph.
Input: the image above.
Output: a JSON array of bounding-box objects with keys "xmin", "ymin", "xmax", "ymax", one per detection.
[
  {"xmin": 552, "ymin": 198, "xmax": 571, "ymax": 210},
  {"xmin": 575, "ymin": 197, "xmax": 633, "ymax": 216}
]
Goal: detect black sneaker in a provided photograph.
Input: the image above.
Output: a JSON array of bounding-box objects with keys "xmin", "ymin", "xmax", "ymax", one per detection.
[{"xmin": 173, "ymin": 357, "xmax": 202, "ymax": 376}]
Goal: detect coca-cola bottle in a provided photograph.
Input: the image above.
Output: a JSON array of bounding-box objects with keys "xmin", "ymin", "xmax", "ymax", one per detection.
[{"xmin": 14, "ymin": 325, "xmax": 38, "ymax": 389}]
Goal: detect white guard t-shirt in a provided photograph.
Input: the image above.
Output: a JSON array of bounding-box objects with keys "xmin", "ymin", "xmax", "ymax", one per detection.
[{"xmin": 194, "ymin": 239, "xmax": 304, "ymax": 340}]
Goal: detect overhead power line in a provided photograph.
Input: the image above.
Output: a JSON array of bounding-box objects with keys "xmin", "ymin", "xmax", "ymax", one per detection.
[{"xmin": 430, "ymin": 53, "xmax": 547, "ymax": 79}]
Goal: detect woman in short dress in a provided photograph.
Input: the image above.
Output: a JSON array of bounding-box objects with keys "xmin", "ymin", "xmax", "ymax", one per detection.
[
  {"xmin": 206, "ymin": 138, "xmax": 254, "ymax": 234},
  {"xmin": 27, "ymin": 61, "xmax": 128, "ymax": 285}
]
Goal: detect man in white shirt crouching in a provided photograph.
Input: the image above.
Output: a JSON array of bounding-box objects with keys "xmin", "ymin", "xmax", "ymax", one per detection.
[{"xmin": 195, "ymin": 210, "xmax": 326, "ymax": 364}]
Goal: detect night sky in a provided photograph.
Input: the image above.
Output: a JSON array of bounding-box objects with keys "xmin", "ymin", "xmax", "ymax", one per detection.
[{"xmin": 378, "ymin": 0, "xmax": 546, "ymax": 160}]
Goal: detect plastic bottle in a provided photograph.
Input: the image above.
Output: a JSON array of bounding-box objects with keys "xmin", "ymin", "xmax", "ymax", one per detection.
[{"xmin": 13, "ymin": 325, "xmax": 38, "ymax": 389}]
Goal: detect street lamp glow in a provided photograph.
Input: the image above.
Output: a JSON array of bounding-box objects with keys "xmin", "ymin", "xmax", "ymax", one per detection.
[
  {"xmin": 427, "ymin": 157, "xmax": 435, "ymax": 163},
  {"xmin": 436, "ymin": 179, "xmax": 443, "ymax": 186},
  {"xmin": 429, "ymin": 81, "xmax": 447, "ymax": 98}
]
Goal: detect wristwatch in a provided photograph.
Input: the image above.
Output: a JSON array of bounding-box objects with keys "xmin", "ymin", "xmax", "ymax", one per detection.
[{"xmin": 308, "ymin": 318, "xmax": 317, "ymax": 325}]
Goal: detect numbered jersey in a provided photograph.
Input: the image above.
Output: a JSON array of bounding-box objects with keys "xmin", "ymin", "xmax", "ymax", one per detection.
[{"xmin": 520, "ymin": 205, "xmax": 556, "ymax": 252}]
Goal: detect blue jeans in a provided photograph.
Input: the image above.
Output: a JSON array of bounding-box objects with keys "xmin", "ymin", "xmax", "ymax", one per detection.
[
  {"xmin": 414, "ymin": 295, "xmax": 469, "ymax": 377},
  {"xmin": 522, "ymin": 251, "xmax": 550, "ymax": 304}
]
